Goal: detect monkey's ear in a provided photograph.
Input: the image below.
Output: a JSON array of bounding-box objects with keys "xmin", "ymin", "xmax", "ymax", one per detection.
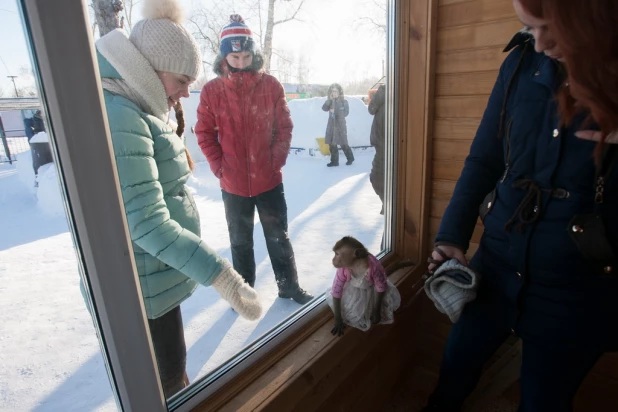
[{"xmin": 353, "ymin": 249, "xmax": 361, "ymax": 258}]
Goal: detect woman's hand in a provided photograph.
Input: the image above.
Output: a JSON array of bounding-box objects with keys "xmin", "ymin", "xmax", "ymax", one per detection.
[
  {"xmin": 428, "ymin": 245, "xmax": 467, "ymax": 272},
  {"xmin": 575, "ymin": 130, "xmax": 618, "ymax": 144}
]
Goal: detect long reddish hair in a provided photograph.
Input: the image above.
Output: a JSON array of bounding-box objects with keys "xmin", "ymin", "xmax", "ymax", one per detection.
[{"xmin": 518, "ymin": 0, "xmax": 618, "ymax": 164}]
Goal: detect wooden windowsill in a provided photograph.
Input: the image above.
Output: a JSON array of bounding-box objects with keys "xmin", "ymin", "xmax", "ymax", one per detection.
[{"xmin": 191, "ymin": 259, "xmax": 425, "ymax": 411}]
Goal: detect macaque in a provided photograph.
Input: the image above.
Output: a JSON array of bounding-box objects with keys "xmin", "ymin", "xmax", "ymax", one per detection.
[{"xmin": 326, "ymin": 236, "xmax": 401, "ymax": 336}]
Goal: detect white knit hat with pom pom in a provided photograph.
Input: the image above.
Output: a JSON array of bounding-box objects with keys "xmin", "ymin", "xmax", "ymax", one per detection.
[{"xmin": 129, "ymin": 0, "xmax": 201, "ymax": 79}]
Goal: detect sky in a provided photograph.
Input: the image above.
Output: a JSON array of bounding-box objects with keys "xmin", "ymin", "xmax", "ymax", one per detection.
[{"xmin": 0, "ymin": 0, "xmax": 387, "ymax": 95}]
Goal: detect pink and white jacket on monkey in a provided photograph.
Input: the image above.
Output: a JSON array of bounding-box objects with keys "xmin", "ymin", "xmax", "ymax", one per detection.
[{"xmin": 330, "ymin": 254, "xmax": 388, "ymax": 299}]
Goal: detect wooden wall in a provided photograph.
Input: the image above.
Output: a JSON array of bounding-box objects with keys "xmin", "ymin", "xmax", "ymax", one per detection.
[
  {"xmin": 420, "ymin": 0, "xmax": 618, "ymax": 410},
  {"xmin": 430, "ymin": 0, "xmax": 519, "ymax": 258}
]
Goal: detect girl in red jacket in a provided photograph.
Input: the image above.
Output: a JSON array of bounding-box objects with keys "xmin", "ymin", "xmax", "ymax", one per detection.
[{"xmin": 196, "ymin": 15, "xmax": 313, "ymax": 305}]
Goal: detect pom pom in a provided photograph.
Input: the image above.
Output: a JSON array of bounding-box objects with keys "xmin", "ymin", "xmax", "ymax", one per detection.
[
  {"xmin": 142, "ymin": 0, "xmax": 184, "ymax": 23},
  {"xmin": 230, "ymin": 14, "xmax": 245, "ymax": 24}
]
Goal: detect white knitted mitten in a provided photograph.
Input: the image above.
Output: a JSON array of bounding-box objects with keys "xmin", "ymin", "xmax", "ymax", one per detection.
[{"xmin": 212, "ymin": 261, "xmax": 262, "ymax": 320}]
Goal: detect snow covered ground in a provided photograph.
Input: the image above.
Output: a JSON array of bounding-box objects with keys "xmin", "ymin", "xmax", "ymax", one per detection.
[{"xmin": 0, "ymin": 98, "xmax": 384, "ymax": 411}]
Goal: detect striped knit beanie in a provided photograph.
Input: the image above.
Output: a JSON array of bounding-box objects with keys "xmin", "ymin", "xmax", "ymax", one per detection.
[{"xmin": 220, "ymin": 14, "xmax": 255, "ymax": 57}]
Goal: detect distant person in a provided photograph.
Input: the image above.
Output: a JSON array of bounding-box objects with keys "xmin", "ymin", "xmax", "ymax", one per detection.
[
  {"xmin": 322, "ymin": 83, "xmax": 354, "ymax": 167},
  {"xmin": 196, "ymin": 14, "xmax": 313, "ymax": 305},
  {"xmin": 95, "ymin": 0, "xmax": 262, "ymax": 397},
  {"xmin": 368, "ymin": 84, "xmax": 386, "ymax": 214},
  {"xmin": 23, "ymin": 110, "xmax": 52, "ymax": 185}
]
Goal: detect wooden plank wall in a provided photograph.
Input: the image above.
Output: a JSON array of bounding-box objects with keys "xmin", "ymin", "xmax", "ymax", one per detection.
[
  {"xmin": 420, "ymin": 0, "xmax": 618, "ymax": 410},
  {"xmin": 430, "ymin": 0, "xmax": 519, "ymax": 258}
]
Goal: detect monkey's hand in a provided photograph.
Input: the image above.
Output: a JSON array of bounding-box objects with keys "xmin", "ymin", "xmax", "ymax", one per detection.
[
  {"xmin": 331, "ymin": 317, "xmax": 345, "ymax": 337},
  {"xmin": 212, "ymin": 260, "xmax": 262, "ymax": 321}
]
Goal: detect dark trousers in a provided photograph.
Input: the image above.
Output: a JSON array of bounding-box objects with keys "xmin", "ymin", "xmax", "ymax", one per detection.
[
  {"xmin": 370, "ymin": 144, "xmax": 385, "ymax": 214},
  {"xmin": 427, "ymin": 296, "xmax": 604, "ymax": 412},
  {"xmin": 148, "ymin": 305, "xmax": 187, "ymax": 398},
  {"xmin": 329, "ymin": 144, "xmax": 354, "ymax": 164},
  {"xmin": 221, "ymin": 183, "xmax": 300, "ymax": 293}
]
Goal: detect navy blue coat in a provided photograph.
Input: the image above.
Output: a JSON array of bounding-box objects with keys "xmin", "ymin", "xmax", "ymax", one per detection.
[{"xmin": 436, "ymin": 33, "xmax": 618, "ymax": 351}]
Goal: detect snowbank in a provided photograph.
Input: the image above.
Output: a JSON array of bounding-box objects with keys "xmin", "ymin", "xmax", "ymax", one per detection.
[
  {"xmin": 30, "ymin": 131, "xmax": 49, "ymax": 143},
  {"xmin": 288, "ymin": 96, "xmax": 372, "ymax": 148},
  {"xmin": 15, "ymin": 150, "xmax": 37, "ymax": 195},
  {"xmin": 35, "ymin": 162, "xmax": 65, "ymax": 217},
  {"xmin": 180, "ymin": 91, "xmax": 374, "ymax": 161},
  {"xmin": 14, "ymin": 144, "xmax": 63, "ymax": 216}
]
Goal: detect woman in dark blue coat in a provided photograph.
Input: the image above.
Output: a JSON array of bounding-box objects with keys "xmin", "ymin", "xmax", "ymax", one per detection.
[{"xmin": 423, "ymin": 1, "xmax": 618, "ymax": 411}]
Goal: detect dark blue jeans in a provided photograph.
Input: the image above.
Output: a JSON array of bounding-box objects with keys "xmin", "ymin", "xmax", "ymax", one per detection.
[
  {"xmin": 222, "ymin": 183, "xmax": 299, "ymax": 293},
  {"xmin": 427, "ymin": 295, "xmax": 604, "ymax": 412}
]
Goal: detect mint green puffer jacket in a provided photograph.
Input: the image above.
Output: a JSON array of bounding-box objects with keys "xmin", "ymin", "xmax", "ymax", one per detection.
[{"xmin": 97, "ymin": 50, "xmax": 226, "ymax": 319}]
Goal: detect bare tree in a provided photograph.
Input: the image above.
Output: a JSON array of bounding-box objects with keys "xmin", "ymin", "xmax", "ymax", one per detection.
[
  {"xmin": 352, "ymin": 0, "xmax": 387, "ymax": 67},
  {"xmin": 12, "ymin": 66, "xmax": 39, "ymax": 97},
  {"xmin": 188, "ymin": 0, "xmax": 306, "ymax": 75},
  {"xmin": 273, "ymin": 49, "xmax": 295, "ymax": 83},
  {"xmin": 91, "ymin": 0, "xmax": 124, "ymax": 37},
  {"xmin": 188, "ymin": 2, "xmax": 234, "ymax": 67},
  {"xmin": 262, "ymin": 0, "xmax": 305, "ymax": 73},
  {"xmin": 296, "ymin": 53, "xmax": 312, "ymax": 86},
  {"xmin": 121, "ymin": 0, "xmax": 138, "ymax": 33}
]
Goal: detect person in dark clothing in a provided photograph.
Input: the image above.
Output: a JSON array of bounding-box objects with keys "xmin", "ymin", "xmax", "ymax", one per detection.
[
  {"xmin": 196, "ymin": 15, "xmax": 313, "ymax": 305},
  {"xmin": 421, "ymin": 2, "xmax": 618, "ymax": 411},
  {"xmin": 24, "ymin": 110, "xmax": 52, "ymax": 184},
  {"xmin": 323, "ymin": 83, "xmax": 354, "ymax": 167},
  {"xmin": 368, "ymin": 84, "xmax": 386, "ymax": 214}
]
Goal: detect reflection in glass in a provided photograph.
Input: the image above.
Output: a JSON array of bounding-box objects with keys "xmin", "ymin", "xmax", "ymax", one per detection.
[{"xmin": 0, "ymin": 2, "xmax": 118, "ymax": 411}]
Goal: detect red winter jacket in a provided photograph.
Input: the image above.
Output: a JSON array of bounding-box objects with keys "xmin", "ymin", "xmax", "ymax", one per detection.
[{"xmin": 196, "ymin": 67, "xmax": 293, "ymax": 197}]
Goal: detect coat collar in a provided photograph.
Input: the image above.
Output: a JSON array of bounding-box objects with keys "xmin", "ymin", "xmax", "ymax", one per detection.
[
  {"xmin": 504, "ymin": 30, "xmax": 563, "ymax": 92},
  {"xmin": 219, "ymin": 60, "xmax": 263, "ymax": 91},
  {"xmin": 96, "ymin": 29, "xmax": 170, "ymax": 122}
]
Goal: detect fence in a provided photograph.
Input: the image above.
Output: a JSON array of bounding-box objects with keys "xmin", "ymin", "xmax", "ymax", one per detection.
[{"xmin": 0, "ymin": 116, "xmax": 31, "ymax": 164}]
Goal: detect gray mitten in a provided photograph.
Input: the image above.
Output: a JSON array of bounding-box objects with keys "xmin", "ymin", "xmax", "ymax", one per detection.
[{"xmin": 212, "ymin": 261, "xmax": 262, "ymax": 321}]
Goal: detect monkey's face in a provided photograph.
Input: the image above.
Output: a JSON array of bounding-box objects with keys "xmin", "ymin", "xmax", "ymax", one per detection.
[{"xmin": 332, "ymin": 247, "xmax": 355, "ymax": 269}]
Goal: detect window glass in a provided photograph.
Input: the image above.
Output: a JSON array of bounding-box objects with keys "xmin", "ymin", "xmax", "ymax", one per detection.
[{"xmin": 0, "ymin": 1, "xmax": 119, "ymax": 410}]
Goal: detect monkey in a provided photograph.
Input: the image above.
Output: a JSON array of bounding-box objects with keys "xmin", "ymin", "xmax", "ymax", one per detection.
[{"xmin": 326, "ymin": 236, "xmax": 401, "ymax": 336}]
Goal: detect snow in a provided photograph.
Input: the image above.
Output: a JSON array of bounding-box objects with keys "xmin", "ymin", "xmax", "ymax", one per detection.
[
  {"xmin": 180, "ymin": 92, "xmax": 374, "ymax": 163},
  {"xmin": 29, "ymin": 132, "xmax": 49, "ymax": 143},
  {"xmin": 0, "ymin": 98, "xmax": 383, "ymax": 411}
]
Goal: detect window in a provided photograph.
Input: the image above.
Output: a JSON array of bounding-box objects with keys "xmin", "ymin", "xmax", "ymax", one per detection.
[{"xmin": 0, "ymin": 0, "xmax": 409, "ymax": 410}]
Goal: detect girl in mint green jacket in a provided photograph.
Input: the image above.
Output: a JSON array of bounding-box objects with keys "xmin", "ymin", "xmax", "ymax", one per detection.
[{"xmin": 94, "ymin": 0, "xmax": 261, "ymax": 397}]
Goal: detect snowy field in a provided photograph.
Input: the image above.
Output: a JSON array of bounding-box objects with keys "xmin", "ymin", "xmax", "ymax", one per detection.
[{"xmin": 0, "ymin": 97, "xmax": 385, "ymax": 411}]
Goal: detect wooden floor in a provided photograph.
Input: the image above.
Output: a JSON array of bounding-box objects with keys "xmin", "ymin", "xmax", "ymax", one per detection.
[{"xmin": 379, "ymin": 366, "xmax": 518, "ymax": 412}]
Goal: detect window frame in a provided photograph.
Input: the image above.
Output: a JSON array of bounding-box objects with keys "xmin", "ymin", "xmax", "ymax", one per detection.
[
  {"xmin": 18, "ymin": 0, "xmax": 436, "ymax": 409},
  {"xmin": 21, "ymin": 0, "xmax": 166, "ymax": 410}
]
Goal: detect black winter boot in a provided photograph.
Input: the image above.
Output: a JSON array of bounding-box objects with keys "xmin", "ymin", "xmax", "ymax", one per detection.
[
  {"xmin": 342, "ymin": 145, "xmax": 354, "ymax": 165},
  {"xmin": 279, "ymin": 287, "xmax": 314, "ymax": 304}
]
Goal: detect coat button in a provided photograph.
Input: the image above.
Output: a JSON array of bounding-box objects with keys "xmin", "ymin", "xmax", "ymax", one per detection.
[
  {"xmin": 516, "ymin": 272, "xmax": 522, "ymax": 279},
  {"xmin": 535, "ymin": 71, "xmax": 541, "ymax": 76},
  {"xmin": 510, "ymin": 328, "xmax": 516, "ymax": 334},
  {"xmin": 553, "ymin": 129, "xmax": 559, "ymax": 138},
  {"xmin": 604, "ymin": 266, "xmax": 613, "ymax": 274},
  {"xmin": 571, "ymin": 225, "xmax": 584, "ymax": 233},
  {"xmin": 178, "ymin": 190, "xmax": 185, "ymax": 197}
]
